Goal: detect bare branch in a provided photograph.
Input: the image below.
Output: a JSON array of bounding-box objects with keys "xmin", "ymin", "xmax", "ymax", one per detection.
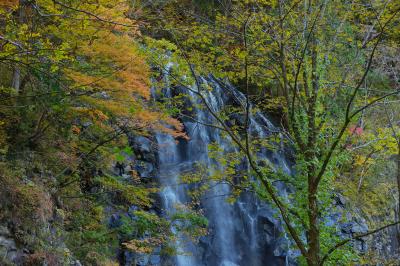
[
  {"xmin": 320, "ymin": 220, "xmax": 400, "ymax": 265},
  {"xmin": 0, "ymin": 35, "xmax": 24, "ymax": 49},
  {"xmin": 314, "ymin": 6, "xmax": 400, "ymax": 188},
  {"xmin": 169, "ymin": 36, "xmax": 309, "ymax": 258},
  {"xmin": 52, "ymin": 0, "xmax": 135, "ymax": 28}
]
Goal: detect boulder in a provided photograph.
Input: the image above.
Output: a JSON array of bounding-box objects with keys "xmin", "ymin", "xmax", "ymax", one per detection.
[
  {"xmin": 109, "ymin": 214, "xmax": 123, "ymax": 228},
  {"xmin": 135, "ymin": 161, "xmax": 155, "ymax": 179},
  {"xmin": 130, "ymin": 136, "xmax": 152, "ymax": 154},
  {"xmin": 0, "ymin": 225, "xmax": 27, "ymax": 265}
]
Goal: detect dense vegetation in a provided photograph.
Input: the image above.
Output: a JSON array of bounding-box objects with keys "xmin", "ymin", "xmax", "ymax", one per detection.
[{"xmin": 0, "ymin": 0, "xmax": 399, "ymax": 265}]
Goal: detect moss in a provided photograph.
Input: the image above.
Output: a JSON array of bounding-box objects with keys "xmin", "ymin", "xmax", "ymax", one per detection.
[{"xmin": 0, "ymin": 172, "xmax": 53, "ymax": 231}]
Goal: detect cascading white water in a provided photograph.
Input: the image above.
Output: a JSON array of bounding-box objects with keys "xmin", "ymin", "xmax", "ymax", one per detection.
[
  {"xmin": 155, "ymin": 75, "xmax": 294, "ymax": 266},
  {"xmin": 156, "ymin": 132, "xmax": 199, "ymax": 266}
]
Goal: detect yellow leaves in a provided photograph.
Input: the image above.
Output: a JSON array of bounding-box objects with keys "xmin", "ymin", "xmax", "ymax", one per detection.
[
  {"xmin": 66, "ymin": 31, "xmax": 151, "ymax": 115},
  {"xmin": 130, "ymin": 169, "xmax": 141, "ymax": 183},
  {"xmin": 135, "ymin": 109, "xmax": 187, "ymax": 139},
  {"xmin": 73, "ymin": 106, "xmax": 107, "ymax": 120},
  {"xmin": 93, "ymin": 110, "xmax": 109, "ymax": 122},
  {"xmin": 2, "ymin": 0, "xmax": 186, "ymax": 148},
  {"xmin": 87, "ymin": 108, "xmax": 109, "ymax": 122},
  {"xmin": 370, "ymin": 127, "xmax": 399, "ymax": 154},
  {"xmin": 123, "ymin": 237, "xmax": 165, "ymax": 254},
  {"xmin": 102, "ymin": 260, "xmax": 119, "ymax": 266},
  {"xmin": 353, "ymin": 154, "xmax": 374, "ymax": 167},
  {"xmin": 154, "ymin": 116, "xmax": 187, "ymax": 140},
  {"xmin": 244, "ymin": 0, "xmax": 277, "ymax": 8}
]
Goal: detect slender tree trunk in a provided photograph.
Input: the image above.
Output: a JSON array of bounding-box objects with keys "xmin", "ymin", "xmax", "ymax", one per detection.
[
  {"xmin": 12, "ymin": 0, "xmax": 27, "ymax": 93},
  {"xmin": 306, "ymin": 25, "xmax": 320, "ymax": 265},
  {"xmin": 397, "ymin": 142, "xmax": 400, "ymax": 246},
  {"xmin": 12, "ymin": 67, "xmax": 21, "ymax": 91}
]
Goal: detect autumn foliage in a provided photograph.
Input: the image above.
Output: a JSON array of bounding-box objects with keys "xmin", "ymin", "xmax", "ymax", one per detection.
[{"xmin": 0, "ymin": 0, "xmax": 187, "ymax": 264}]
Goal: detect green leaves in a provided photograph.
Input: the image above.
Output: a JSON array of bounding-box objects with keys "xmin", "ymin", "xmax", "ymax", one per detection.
[
  {"xmin": 96, "ymin": 174, "xmax": 156, "ymax": 208},
  {"xmin": 171, "ymin": 208, "xmax": 208, "ymax": 240},
  {"xmin": 113, "ymin": 146, "xmax": 133, "ymax": 162}
]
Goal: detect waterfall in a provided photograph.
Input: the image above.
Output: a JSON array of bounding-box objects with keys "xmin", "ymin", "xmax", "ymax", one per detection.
[{"xmin": 155, "ymin": 75, "xmax": 294, "ymax": 266}]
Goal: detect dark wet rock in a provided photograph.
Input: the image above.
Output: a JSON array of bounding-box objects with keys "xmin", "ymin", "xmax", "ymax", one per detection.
[
  {"xmin": 0, "ymin": 225, "xmax": 27, "ymax": 265},
  {"xmin": 334, "ymin": 194, "xmax": 347, "ymax": 207},
  {"xmin": 149, "ymin": 254, "xmax": 161, "ymax": 265},
  {"xmin": 72, "ymin": 260, "xmax": 83, "ymax": 266},
  {"xmin": 121, "ymin": 250, "xmax": 154, "ymax": 266},
  {"xmin": 135, "ymin": 161, "xmax": 155, "ymax": 179},
  {"xmin": 122, "ymin": 250, "xmax": 135, "ymax": 266},
  {"xmin": 273, "ymin": 237, "xmax": 289, "ymax": 257},
  {"xmin": 82, "ymin": 121, "xmax": 93, "ymax": 128},
  {"xmin": 149, "ymin": 247, "xmax": 161, "ymax": 265},
  {"xmin": 129, "ymin": 135, "xmax": 156, "ymax": 162},
  {"xmin": 109, "ymin": 214, "xmax": 123, "ymax": 228},
  {"xmin": 91, "ymin": 91, "xmax": 111, "ymax": 100},
  {"xmin": 228, "ymin": 113, "xmax": 246, "ymax": 126},
  {"xmin": 136, "ymin": 254, "xmax": 150, "ymax": 266},
  {"xmin": 351, "ymin": 221, "xmax": 368, "ymax": 234},
  {"xmin": 340, "ymin": 222, "xmax": 353, "ymax": 234},
  {"xmin": 128, "ymin": 205, "xmax": 139, "ymax": 213}
]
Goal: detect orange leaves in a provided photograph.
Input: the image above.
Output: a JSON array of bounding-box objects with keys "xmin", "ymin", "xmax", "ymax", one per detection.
[
  {"xmin": 77, "ymin": 32, "xmax": 150, "ymax": 99},
  {"xmin": 64, "ymin": 26, "xmax": 186, "ymax": 138},
  {"xmin": 29, "ymin": 0, "xmax": 186, "ymax": 140},
  {"xmin": 71, "ymin": 125, "xmax": 81, "ymax": 135},
  {"xmin": 137, "ymin": 110, "xmax": 188, "ymax": 139},
  {"xmin": 72, "ymin": 106, "xmax": 110, "ymax": 126},
  {"xmin": 0, "ymin": 0, "xmax": 18, "ymax": 9}
]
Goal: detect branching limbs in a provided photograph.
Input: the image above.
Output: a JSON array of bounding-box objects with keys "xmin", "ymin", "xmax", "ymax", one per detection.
[
  {"xmin": 319, "ymin": 221, "xmax": 400, "ymax": 266},
  {"xmin": 314, "ymin": 6, "xmax": 400, "ymax": 189},
  {"xmin": 171, "ymin": 36, "xmax": 309, "ymax": 257},
  {"xmin": 51, "ymin": 0, "xmax": 135, "ymax": 28}
]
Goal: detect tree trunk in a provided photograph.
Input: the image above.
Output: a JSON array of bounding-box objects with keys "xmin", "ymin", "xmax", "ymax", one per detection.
[
  {"xmin": 397, "ymin": 142, "xmax": 400, "ymax": 246},
  {"xmin": 307, "ymin": 183, "xmax": 320, "ymax": 265},
  {"xmin": 306, "ymin": 23, "xmax": 320, "ymax": 266},
  {"xmin": 12, "ymin": 67, "xmax": 21, "ymax": 92},
  {"xmin": 12, "ymin": 0, "xmax": 27, "ymax": 93}
]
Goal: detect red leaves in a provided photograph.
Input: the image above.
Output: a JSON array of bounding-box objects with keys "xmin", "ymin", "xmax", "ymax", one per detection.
[{"xmin": 349, "ymin": 125, "xmax": 364, "ymax": 136}]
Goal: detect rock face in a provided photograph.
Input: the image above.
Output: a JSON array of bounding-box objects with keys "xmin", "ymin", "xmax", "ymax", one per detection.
[
  {"xmin": 116, "ymin": 134, "xmax": 161, "ymax": 266},
  {"xmin": 127, "ymin": 134, "xmax": 158, "ymax": 182},
  {"xmin": 0, "ymin": 225, "xmax": 27, "ymax": 265},
  {"xmin": 370, "ymin": 224, "xmax": 400, "ymax": 261},
  {"xmin": 325, "ymin": 195, "xmax": 370, "ymax": 254},
  {"xmin": 329, "ymin": 194, "xmax": 400, "ymax": 262},
  {"xmin": 0, "ymin": 220, "xmax": 83, "ymax": 266}
]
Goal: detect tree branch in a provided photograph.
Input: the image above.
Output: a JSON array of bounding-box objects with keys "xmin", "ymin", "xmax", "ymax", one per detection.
[
  {"xmin": 314, "ymin": 7, "xmax": 400, "ymax": 188},
  {"xmin": 52, "ymin": 0, "xmax": 134, "ymax": 28},
  {"xmin": 320, "ymin": 220, "xmax": 400, "ymax": 265},
  {"xmin": 169, "ymin": 37, "xmax": 309, "ymax": 258}
]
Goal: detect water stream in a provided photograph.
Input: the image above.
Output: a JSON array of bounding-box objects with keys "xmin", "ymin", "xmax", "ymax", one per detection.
[{"xmin": 155, "ymin": 76, "xmax": 293, "ymax": 266}]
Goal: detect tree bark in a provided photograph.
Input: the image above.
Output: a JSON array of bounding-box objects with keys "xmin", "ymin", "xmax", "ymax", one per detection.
[
  {"xmin": 307, "ymin": 184, "xmax": 320, "ymax": 265},
  {"xmin": 397, "ymin": 142, "xmax": 400, "ymax": 246},
  {"xmin": 12, "ymin": 67, "xmax": 21, "ymax": 92},
  {"xmin": 12, "ymin": 0, "xmax": 27, "ymax": 93},
  {"xmin": 306, "ymin": 26, "xmax": 320, "ymax": 265}
]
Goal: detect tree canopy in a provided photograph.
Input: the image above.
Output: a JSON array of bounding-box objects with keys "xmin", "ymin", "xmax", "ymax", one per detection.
[{"xmin": 0, "ymin": 0, "xmax": 400, "ymax": 265}]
